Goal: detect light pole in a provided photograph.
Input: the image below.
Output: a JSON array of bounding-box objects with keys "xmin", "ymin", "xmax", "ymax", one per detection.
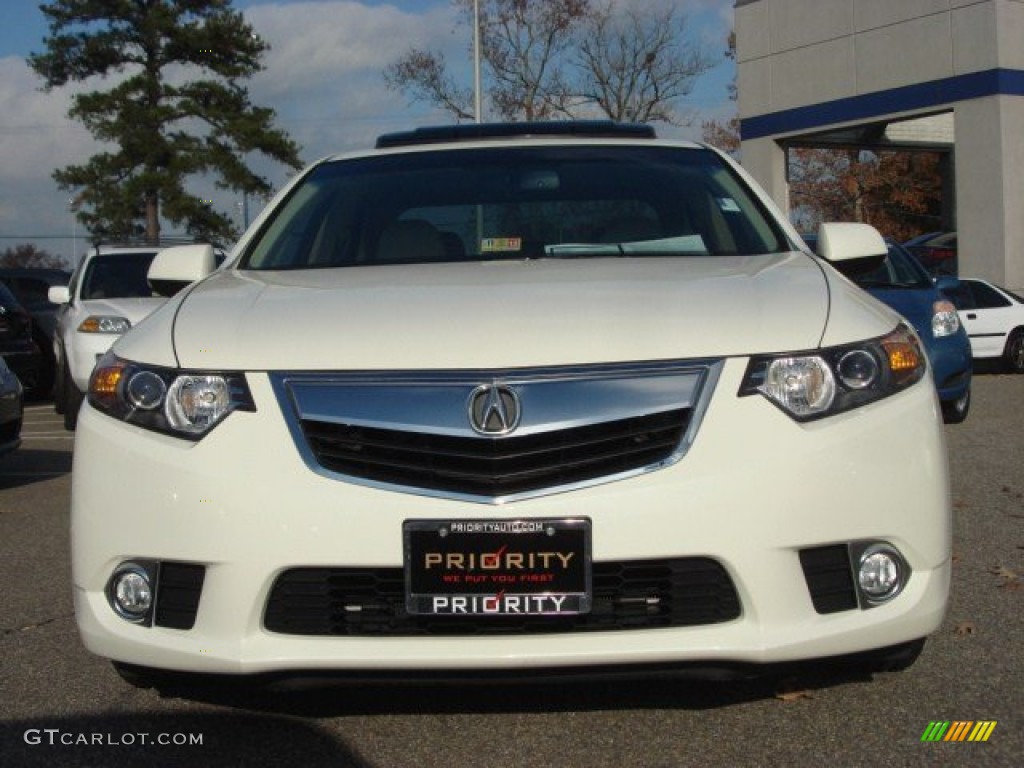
[
  {"xmin": 68, "ymin": 196, "xmax": 77, "ymax": 266},
  {"xmin": 473, "ymin": 0, "xmax": 482, "ymax": 123}
]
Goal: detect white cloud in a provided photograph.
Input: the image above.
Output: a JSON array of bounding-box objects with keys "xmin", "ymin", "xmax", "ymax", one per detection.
[
  {"xmin": 238, "ymin": 1, "xmax": 467, "ymax": 167},
  {"xmin": 0, "ymin": 56, "xmax": 102, "ymax": 260},
  {"xmin": 247, "ymin": 1, "xmax": 459, "ymax": 99}
]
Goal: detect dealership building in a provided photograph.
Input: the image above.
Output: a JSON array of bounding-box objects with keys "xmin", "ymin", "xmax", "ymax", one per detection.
[{"xmin": 736, "ymin": 0, "xmax": 1024, "ymax": 289}]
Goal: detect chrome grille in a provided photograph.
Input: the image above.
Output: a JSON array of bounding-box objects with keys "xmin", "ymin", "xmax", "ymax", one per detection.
[
  {"xmin": 272, "ymin": 361, "xmax": 721, "ymax": 501},
  {"xmin": 302, "ymin": 408, "xmax": 688, "ymax": 498}
]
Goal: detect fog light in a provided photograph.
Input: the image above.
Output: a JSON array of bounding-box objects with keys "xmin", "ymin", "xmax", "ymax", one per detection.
[
  {"xmin": 108, "ymin": 563, "xmax": 153, "ymax": 622},
  {"xmin": 857, "ymin": 545, "xmax": 904, "ymax": 602}
]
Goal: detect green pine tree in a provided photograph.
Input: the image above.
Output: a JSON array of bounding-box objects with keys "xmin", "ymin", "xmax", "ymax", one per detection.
[{"xmin": 30, "ymin": 0, "xmax": 302, "ymax": 244}]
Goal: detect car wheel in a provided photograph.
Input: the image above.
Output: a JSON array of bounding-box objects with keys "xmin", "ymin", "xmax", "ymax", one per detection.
[
  {"xmin": 63, "ymin": 363, "xmax": 83, "ymax": 431},
  {"xmin": 30, "ymin": 328, "xmax": 55, "ymax": 401},
  {"xmin": 862, "ymin": 637, "xmax": 927, "ymax": 674},
  {"xmin": 941, "ymin": 388, "xmax": 970, "ymax": 424},
  {"xmin": 1004, "ymin": 329, "xmax": 1024, "ymax": 373},
  {"xmin": 53, "ymin": 348, "xmax": 66, "ymax": 415}
]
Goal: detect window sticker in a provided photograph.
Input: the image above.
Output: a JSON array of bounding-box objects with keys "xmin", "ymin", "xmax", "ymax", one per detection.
[
  {"xmin": 481, "ymin": 237, "xmax": 523, "ymax": 253},
  {"xmin": 716, "ymin": 197, "xmax": 741, "ymax": 213}
]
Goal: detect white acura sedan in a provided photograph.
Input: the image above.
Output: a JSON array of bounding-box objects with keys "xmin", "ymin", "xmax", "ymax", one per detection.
[{"xmin": 71, "ymin": 123, "xmax": 951, "ymax": 687}]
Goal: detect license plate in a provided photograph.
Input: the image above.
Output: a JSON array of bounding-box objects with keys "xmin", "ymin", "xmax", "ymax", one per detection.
[{"xmin": 404, "ymin": 518, "xmax": 592, "ymax": 616}]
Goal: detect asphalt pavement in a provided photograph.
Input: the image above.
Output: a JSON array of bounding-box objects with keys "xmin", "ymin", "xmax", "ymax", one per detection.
[{"xmin": 1, "ymin": 376, "xmax": 1021, "ymax": 767}]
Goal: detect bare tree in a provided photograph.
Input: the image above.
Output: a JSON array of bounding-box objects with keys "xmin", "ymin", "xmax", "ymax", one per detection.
[
  {"xmin": 384, "ymin": 0, "xmax": 589, "ymax": 122},
  {"xmin": 701, "ymin": 30, "xmax": 739, "ymax": 151},
  {"xmin": 384, "ymin": 0, "xmax": 715, "ymax": 124},
  {"xmin": 0, "ymin": 244, "xmax": 67, "ymax": 270},
  {"xmin": 789, "ymin": 148, "xmax": 942, "ymax": 240},
  {"xmin": 384, "ymin": 48, "xmax": 476, "ymax": 121},
  {"xmin": 484, "ymin": 0, "xmax": 589, "ymax": 120},
  {"xmin": 575, "ymin": 2, "xmax": 714, "ymax": 124}
]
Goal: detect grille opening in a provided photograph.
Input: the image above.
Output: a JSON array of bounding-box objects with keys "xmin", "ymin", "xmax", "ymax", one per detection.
[
  {"xmin": 301, "ymin": 408, "xmax": 690, "ymax": 498},
  {"xmin": 154, "ymin": 562, "xmax": 206, "ymax": 630},
  {"xmin": 264, "ymin": 558, "xmax": 741, "ymax": 637},
  {"xmin": 799, "ymin": 545, "xmax": 858, "ymax": 614}
]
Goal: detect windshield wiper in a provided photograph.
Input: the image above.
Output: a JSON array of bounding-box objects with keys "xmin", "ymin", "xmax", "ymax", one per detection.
[
  {"xmin": 544, "ymin": 235, "xmax": 709, "ymax": 259},
  {"xmin": 857, "ymin": 280, "xmax": 923, "ymax": 289},
  {"xmin": 543, "ymin": 243, "xmax": 624, "ymax": 257}
]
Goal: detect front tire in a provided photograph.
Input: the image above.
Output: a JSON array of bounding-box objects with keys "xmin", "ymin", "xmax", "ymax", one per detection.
[
  {"xmin": 63, "ymin": 362, "xmax": 83, "ymax": 431},
  {"xmin": 29, "ymin": 328, "xmax": 55, "ymax": 400},
  {"xmin": 1004, "ymin": 329, "xmax": 1024, "ymax": 373},
  {"xmin": 868, "ymin": 637, "xmax": 926, "ymax": 673},
  {"xmin": 53, "ymin": 347, "xmax": 66, "ymax": 415},
  {"xmin": 941, "ymin": 388, "xmax": 970, "ymax": 424}
]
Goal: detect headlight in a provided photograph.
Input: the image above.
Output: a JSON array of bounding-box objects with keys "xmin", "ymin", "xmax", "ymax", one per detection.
[
  {"xmin": 740, "ymin": 323, "xmax": 926, "ymax": 421},
  {"xmin": 88, "ymin": 353, "xmax": 255, "ymax": 439},
  {"xmin": 78, "ymin": 315, "xmax": 131, "ymax": 334},
  {"xmin": 931, "ymin": 300, "xmax": 960, "ymax": 337}
]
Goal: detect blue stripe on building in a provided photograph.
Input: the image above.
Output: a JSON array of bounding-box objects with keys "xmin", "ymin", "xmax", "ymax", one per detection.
[{"xmin": 741, "ymin": 68, "xmax": 1024, "ymax": 140}]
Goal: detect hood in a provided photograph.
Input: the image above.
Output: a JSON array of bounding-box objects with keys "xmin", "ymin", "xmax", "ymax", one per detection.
[
  {"xmin": 122, "ymin": 254, "xmax": 844, "ymax": 371},
  {"xmin": 80, "ymin": 296, "xmax": 167, "ymax": 327}
]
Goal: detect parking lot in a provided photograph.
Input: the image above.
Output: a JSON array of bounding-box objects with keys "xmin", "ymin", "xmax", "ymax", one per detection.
[{"xmin": 1, "ymin": 375, "xmax": 1021, "ymax": 767}]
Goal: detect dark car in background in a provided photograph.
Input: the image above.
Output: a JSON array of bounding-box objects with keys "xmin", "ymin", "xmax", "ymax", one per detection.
[
  {"xmin": 0, "ymin": 281, "xmax": 41, "ymax": 393},
  {"xmin": 806, "ymin": 236, "xmax": 972, "ymax": 423},
  {"xmin": 0, "ymin": 355, "xmax": 23, "ymax": 458},
  {"xmin": 0, "ymin": 268, "xmax": 70, "ymax": 398},
  {"xmin": 904, "ymin": 231, "xmax": 957, "ymax": 277}
]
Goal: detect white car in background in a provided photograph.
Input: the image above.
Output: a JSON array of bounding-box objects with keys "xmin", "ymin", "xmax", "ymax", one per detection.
[
  {"xmin": 49, "ymin": 244, "xmax": 167, "ymax": 429},
  {"xmin": 946, "ymin": 278, "xmax": 1024, "ymax": 372},
  {"xmin": 70, "ymin": 123, "xmax": 951, "ymax": 688}
]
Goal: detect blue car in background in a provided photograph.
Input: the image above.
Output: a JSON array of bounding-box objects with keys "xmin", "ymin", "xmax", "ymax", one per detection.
[{"xmin": 805, "ymin": 236, "xmax": 972, "ymax": 423}]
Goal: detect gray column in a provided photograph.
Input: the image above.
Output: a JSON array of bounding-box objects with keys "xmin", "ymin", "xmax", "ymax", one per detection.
[
  {"xmin": 954, "ymin": 95, "xmax": 1024, "ymax": 291},
  {"xmin": 740, "ymin": 138, "xmax": 790, "ymax": 214}
]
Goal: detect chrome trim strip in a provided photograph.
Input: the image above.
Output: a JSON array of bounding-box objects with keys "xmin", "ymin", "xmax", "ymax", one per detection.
[{"xmin": 270, "ymin": 360, "xmax": 723, "ymax": 505}]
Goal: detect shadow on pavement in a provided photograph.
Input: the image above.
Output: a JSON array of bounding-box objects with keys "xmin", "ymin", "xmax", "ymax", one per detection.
[
  {"xmin": 0, "ymin": 448, "xmax": 73, "ymax": 491},
  {"xmin": 124, "ymin": 663, "xmax": 875, "ymax": 719}
]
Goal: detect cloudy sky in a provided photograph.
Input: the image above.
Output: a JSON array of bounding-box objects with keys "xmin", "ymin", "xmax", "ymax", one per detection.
[{"xmin": 0, "ymin": 0, "xmax": 734, "ymax": 265}]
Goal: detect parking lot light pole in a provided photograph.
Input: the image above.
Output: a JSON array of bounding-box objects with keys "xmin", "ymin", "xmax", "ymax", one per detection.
[{"xmin": 474, "ymin": 0, "xmax": 482, "ymax": 123}]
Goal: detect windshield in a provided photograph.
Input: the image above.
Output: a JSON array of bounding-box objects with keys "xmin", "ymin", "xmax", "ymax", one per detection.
[
  {"xmin": 81, "ymin": 252, "xmax": 159, "ymax": 300},
  {"xmin": 242, "ymin": 146, "xmax": 789, "ymax": 270}
]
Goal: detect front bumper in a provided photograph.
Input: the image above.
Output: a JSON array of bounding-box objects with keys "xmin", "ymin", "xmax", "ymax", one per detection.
[
  {"xmin": 928, "ymin": 334, "xmax": 972, "ymax": 403},
  {"xmin": 71, "ymin": 359, "xmax": 951, "ymax": 675},
  {"xmin": 68, "ymin": 332, "xmax": 121, "ymax": 392}
]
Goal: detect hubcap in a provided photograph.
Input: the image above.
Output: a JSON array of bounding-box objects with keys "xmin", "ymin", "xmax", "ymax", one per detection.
[{"xmin": 1011, "ymin": 336, "xmax": 1024, "ymax": 371}]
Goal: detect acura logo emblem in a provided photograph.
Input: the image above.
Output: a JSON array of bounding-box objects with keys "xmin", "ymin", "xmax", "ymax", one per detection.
[{"xmin": 468, "ymin": 384, "xmax": 521, "ymax": 435}]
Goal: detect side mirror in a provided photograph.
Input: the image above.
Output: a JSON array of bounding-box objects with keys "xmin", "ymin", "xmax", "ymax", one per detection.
[
  {"xmin": 48, "ymin": 285, "xmax": 70, "ymax": 304},
  {"xmin": 815, "ymin": 222, "xmax": 887, "ymax": 263},
  {"xmin": 933, "ymin": 275, "xmax": 960, "ymax": 293},
  {"xmin": 147, "ymin": 244, "xmax": 216, "ymax": 297}
]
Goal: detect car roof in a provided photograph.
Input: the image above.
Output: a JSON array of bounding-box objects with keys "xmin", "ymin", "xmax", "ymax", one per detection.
[
  {"xmin": 319, "ymin": 121, "xmax": 705, "ymax": 164},
  {"xmin": 375, "ymin": 121, "xmax": 657, "ymax": 149},
  {"xmin": 87, "ymin": 245, "xmax": 161, "ymax": 255}
]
